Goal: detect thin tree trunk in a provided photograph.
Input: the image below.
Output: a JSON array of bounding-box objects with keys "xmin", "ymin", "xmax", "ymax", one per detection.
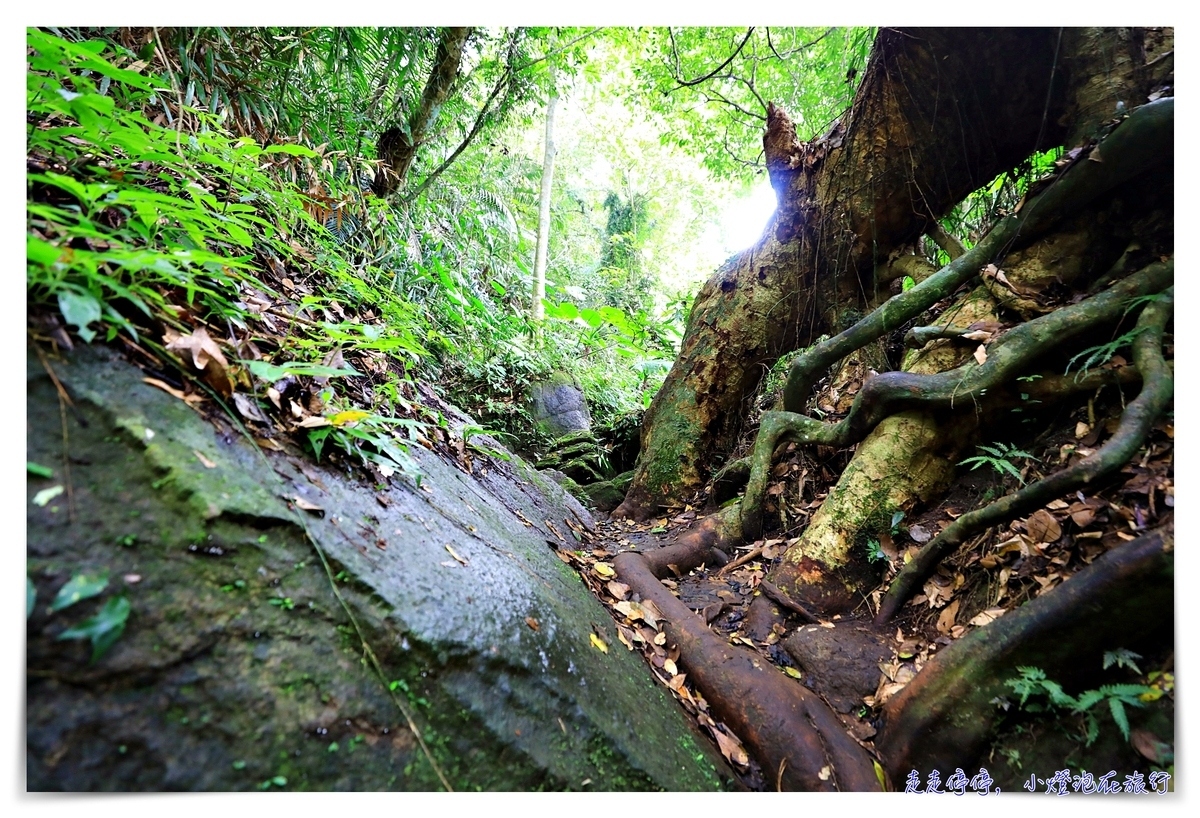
[
  {"xmin": 373, "ymin": 27, "xmax": 473, "ymax": 197},
  {"xmin": 532, "ymin": 93, "xmax": 558, "ymax": 322}
]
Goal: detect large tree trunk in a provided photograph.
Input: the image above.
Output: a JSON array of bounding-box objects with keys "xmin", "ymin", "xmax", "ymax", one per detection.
[
  {"xmin": 615, "ymin": 27, "xmax": 1167, "ymax": 521},
  {"xmin": 601, "ymin": 27, "xmax": 1171, "ymax": 789}
]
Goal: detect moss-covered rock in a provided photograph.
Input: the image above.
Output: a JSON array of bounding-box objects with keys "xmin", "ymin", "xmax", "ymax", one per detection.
[
  {"xmin": 581, "ymin": 481, "xmax": 625, "ymax": 512},
  {"xmin": 535, "ymin": 430, "xmax": 612, "ymax": 486},
  {"xmin": 26, "ymin": 346, "xmax": 730, "ymax": 791}
]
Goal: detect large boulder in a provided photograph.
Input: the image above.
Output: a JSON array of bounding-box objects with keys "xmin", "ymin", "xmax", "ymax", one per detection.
[
  {"xmin": 26, "ymin": 346, "xmax": 729, "ymax": 791},
  {"xmin": 528, "ymin": 372, "xmax": 592, "ymax": 437}
]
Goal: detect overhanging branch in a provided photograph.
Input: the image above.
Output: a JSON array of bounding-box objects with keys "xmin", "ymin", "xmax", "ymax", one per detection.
[{"xmin": 669, "ymin": 27, "xmax": 756, "ymax": 89}]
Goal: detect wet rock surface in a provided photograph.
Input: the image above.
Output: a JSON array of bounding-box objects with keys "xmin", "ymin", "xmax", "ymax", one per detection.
[{"xmin": 26, "ymin": 346, "xmax": 729, "ymax": 791}]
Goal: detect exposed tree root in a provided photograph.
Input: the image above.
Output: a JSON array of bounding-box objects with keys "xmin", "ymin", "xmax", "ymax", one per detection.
[
  {"xmin": 612, "ymin": 522, "xmax": 881, "ymax": 791},
  {"xmin": 742, "ymin": 259, "xmax": 1172, "ymax": 543},
  {"xmin": 616, "ymin": 30, "xmax": 1088, "ymax": 521},
  {"xmin": 781, "ymin": 97, "xmax": 1173, "ymax": 412},
  {"xmin": 926, "ymin": 221, "xmax": 966, "ymax": 261},
  {"xmin": 876, "ymin": 521, "xmax": 1173, "ymax": 781},
  {"xmin": 876, "ymin": 284, "xmax": 1173, "ymax": 622},
  {"xmin": 757, "ymin": 579, "xmax": 819, "ymax": 624},
  {"xmin": 712, "ymin": 362, "xmax": 1148, "ymax": 507},
  {"xmin": 608, "ymin": 97, "xmax": 1172, "ymax": 791}
]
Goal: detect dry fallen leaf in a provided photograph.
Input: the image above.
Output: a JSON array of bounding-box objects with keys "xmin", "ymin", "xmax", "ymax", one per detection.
[
  {"xmin": 702, "ymin": 602, "xmax": 727, "ymax": 624},
  {"xmin": 973, "ymin": 344, "xmax": 988, "ymax": 365},
  {"xmin": 709, "ymin": 727, "xmax": 749, "ymax": 768},
  {"xmin": 614, "ymin": 600, "xmax": 645, "ymax": 623},
  {"xmin": 641, "ymin": 598, "xmax": 664, "ymax": 629},
  {"xmin": 292, "ymin": 497, "xmax": 322, "ymax": 513},
  {"xmin": 969, "ymin": 607, "xmax": 1007, "ymax": 627},
  {"xmin": 143, "ymin": 377, "xmax": 187, "ymax": 400},
  {"xmin": 164, "ymin": 326, "xmax": 233, "ymax": 397},
  {"xmin": 606, "ymin": 581, "xmax": 630, "ymax": 600},
  {"xmin": 589, "ymin": 632, "xmax": 608, "ymax": 653},
  {"xmin": 1130, "ymin": 728, "xmax": 1172, "ymax": 765},
  {"xmin": 524, "ymin": 616, "xmax": 539, "ymax": 632},
  {"xmin": 1068, "ymin": 502, "xmax": 1097, "ymax": 528},
  {"xmin": 192, "ymin": 449, "xmax": 217, "ymax": 469},
  {"xmin": 592, "ymin": 562, "xmax": 615, "ymax": 579},
  {"xmin": 907, "ymin": 523, "xmax": 932, "ymax": 544},
  {"xmin": 936, "ymin": 599, "xmax": 961, "ymax": 634},
  {"xmin": 233, "ymin": 393, "xmax": 268, "ymax": 423},
  {"xmin": 444, "ymin": 544, "xmax": 469, "ymax": 566},
  {"xmin": 1026, "ymin": 509, "xmax": 1062, "ymax": 544}
]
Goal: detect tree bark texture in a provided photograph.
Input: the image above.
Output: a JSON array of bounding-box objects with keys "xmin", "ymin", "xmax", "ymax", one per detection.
[
  {"xmin": 617, "ymin": 26, "xmax": 1172, "ymax": 521},
  {"xmin": 373, "ymin": 27, "xmax": 473, "ymax": 197},
  {"xmin": 617, "ymin": 28, "xmax": 1067, "ymax": 519}
]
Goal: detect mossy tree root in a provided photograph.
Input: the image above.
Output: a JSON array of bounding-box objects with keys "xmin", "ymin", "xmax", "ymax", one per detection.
[
  {"xmin": 781, "ymin": 97, "xmax": 1173, "ymax": 413},
  {"xmin": 876, "ymin": 285, "xmax": 1174, "ymax": 623},
  {"xmin": 875, "ymin": 522, "xmax": 1173, "ymax": 782},
  {"xmin": 740, "ymin": 261, "xmax": 1173, "ymax": 541},
  {"xmin": 716, "ymin": 361, "xmax": 1147, "ymax": 508}
]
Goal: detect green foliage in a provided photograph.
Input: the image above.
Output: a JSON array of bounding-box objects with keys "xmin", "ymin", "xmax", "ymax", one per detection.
[
  {"xmin": 27, "ymin": 30, "xmax": 441, "ymax": 471},
  {"xmin": 1065, "ymin": 327, "xmax": 1145, "ymax": 380},
  {"xmin": 245, "ymin": 360, "xmax": 362, "ymax": 382},
  {"xmin": 57, "ymin": 595, "xmax": 131, "ymax": 663},
  {"xmin": 26, "ymin": 29, "xmax": 302, "ymax": 342},
  {"xmin": 924, "ymin": 146, "xmax": 1064, "ymax": 264},
  {"xmin": 27, "ymin": 462, "xmax": 55, "ymax": 479},
  {"xmin": 959, "ymin": 442, "xmax": 1035, "ymax": 484},
  {"xmin": 51, "ymin": 571, "xmax": 109, "ymax": 612},
  {"xmin": 24, "ymin": 26, "xmax": 789, "ymax": 458},
  {"xmin": 1103, "ymin": 648, "xmax": 1143, "ymax": 674},
  {"xmin": 1003, "ymin": 665, "xmax": 1157, "ymax": 745},
  {"xmin": 865, "ymin": 538, "xmax": 887, "ymax": 564},
  {"xmin": 626, "ymin": 27, "xmax": 875, "ymax": 181},
  {"xmin": 305, "ymin": 412, "xmax": 426, "ymax": 485}
]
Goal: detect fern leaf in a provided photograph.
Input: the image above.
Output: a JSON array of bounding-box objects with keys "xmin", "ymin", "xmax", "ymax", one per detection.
[
  {"xmin": 996, "ymin": 459, "xmax": 1025, "ymax": 483},
  {"xmin": 1108, "ymin": 698, "xmax": 1131, "ymax": 741}
]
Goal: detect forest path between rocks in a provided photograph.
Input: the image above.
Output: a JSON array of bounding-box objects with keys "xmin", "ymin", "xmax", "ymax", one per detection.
[{"xmin": 569, "ymin": 508, "xmax": 890, "ymax": 790}]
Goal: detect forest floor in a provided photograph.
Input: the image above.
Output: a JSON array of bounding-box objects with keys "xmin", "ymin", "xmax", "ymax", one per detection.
[{"xmin": 563, "ymin": 378, "xmax": 1175, "ymax": 790}]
